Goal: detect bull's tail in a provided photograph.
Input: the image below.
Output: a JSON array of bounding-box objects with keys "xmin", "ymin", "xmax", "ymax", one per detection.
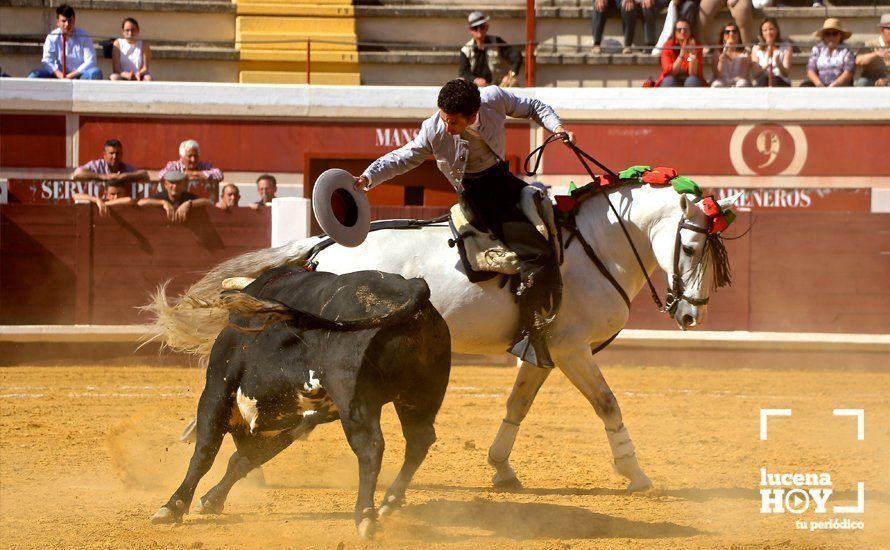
[{"xmin": 143, "ymin": 239, "xmax": 318, "ymax": 356}]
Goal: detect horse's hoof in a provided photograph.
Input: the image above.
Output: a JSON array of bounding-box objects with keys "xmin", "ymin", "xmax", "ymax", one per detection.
[
  {"xmin": 193, "ymin": 498, "xmax": 224, "ymax": 515},
  {"xmin": 626, "ymin": 473, "xmax": 652, "ymax": 494},
  {"xmin": 492, "ymin": 475, "xmax": 524, "ymax": 492},
  {"xmin": 151, "ymin": 507, "xmax": 180, "ymax": 524}
]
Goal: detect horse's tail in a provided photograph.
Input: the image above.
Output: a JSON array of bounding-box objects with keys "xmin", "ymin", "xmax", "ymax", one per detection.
[{"xmin": 143, "ymin": 239, "xmax": 318, "ymax": 356}]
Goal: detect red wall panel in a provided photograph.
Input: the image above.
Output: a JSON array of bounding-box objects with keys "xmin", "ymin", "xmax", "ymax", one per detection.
[
  {"xmin": 77, "ymin": 117, "xmax": 533, "ymax": 174},
  {"xmin": 0, "ymin": 115, "xmax": 67, "ymax": 168}
]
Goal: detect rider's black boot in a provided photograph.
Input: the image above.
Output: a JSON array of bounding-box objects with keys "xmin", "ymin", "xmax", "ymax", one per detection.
[{"xmin": 508, "ymin": 283, "xmax": 555, "ymax": 368}]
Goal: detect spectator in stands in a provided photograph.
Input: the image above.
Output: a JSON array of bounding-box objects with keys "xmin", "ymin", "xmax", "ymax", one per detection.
[
  {"xmin": 854, "ymin": 14, "xmax": 889, "ymax": 87},
  {"xmin": 459, "ymin": 11, "xmax": 522, "ymax": 87},
  {"xmin": 73, "ymin": 180, "xmax": 135, "ymax": 217},
  {"xmin": 657, "ymin": 20, "xmax": 705, "ymax": 86},
  {"xmin": 710, "ymin": 22, "xmax": 750, "ymax": 87},
  {"xmin": 215, "ymin": 183, "xmax": 241, "ymax": 211},
  {"xmin": 698, "ymin": 0, "xmax": 753, "ymax": 48},
  {"xmin": 111, "ymin": 18, "xmax": 152, "ymax": 81},
  {"xmin": 0, "ymin": 66, "xmax": 10, "ymax": 77},
  {"xmin": 138, "ymin": 171, "xmax": 211, "ymax": 222},
  {"xmin": 159, "ymin": 140, "xmax": 224, "ymax": 185},
  {"xmin": 593, "ymin": 0, "xmax": 676, "ymax": 53},
  {"xmin": 751, "ymin": 17, "xmax": 792, "ymax": 87},
  {"xmin": 73, "ymin": 139, "xmax": 150, "ymax": 183},
  {"xmin": 28, "ymin": 4, "xmax": 102, "ymax": 80},
  {"xmin": 802, "ymin": 18, "xmax": 855, "ymax": 87},
  {"xmin": 249, "ymin": 174, "xmax": 277, "ymax": 209}
]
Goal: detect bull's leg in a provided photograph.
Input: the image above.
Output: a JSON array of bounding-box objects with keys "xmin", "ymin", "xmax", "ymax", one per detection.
[
  {"xmin": 378, "ymin": 408, "xmax": 437, "ymax": 517},
  {"xmin": 555, "ymin": 350, "xmax": 651, "ymax": 493},
  {"xmin": 152, "ymin": 387, "xmax": 232, "ymax": 523},
  {"xmin": 194, "ymin": 430, "xmax": 295, "ymax": 515},
  {"xmin": 487, "ymin": 360, "xmax": 552, "ymax": 491},
  {"xmin": 341, "ymin": 409, "xmax": 385, "ymax": 540}
]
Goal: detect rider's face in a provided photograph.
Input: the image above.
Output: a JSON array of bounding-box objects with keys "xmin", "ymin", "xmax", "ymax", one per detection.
[{"xmin": 439, "ymin": 111, "xmax": 477, "ymax": 136}]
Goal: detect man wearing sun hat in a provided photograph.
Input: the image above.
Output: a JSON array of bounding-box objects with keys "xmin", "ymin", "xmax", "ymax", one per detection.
[
  {"xmin": 854, "ymin": 13, "xmax": 889, "ymax": 87},
  {"xmin": 459, "ymin": 11, "xmax": 523, "ymax": 88},
  {"xmin": 803, "ymin": 17, "xmax": 855, "ymax": 87}
]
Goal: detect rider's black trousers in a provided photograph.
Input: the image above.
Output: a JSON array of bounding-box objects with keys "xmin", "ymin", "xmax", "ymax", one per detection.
[{"xmin": 460, "ymin": 162, "xmax": 559, "ymax": 315}]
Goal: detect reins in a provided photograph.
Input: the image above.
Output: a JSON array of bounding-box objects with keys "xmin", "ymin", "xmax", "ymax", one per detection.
[{"xmin": 526, "ymin": 133, "xmax": 666, "ymax": 311}]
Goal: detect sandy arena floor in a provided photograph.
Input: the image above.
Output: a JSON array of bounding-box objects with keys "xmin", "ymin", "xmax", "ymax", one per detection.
[{"xmin": 1, "ymin": 362, "xmax": 888, "ymax": 549}]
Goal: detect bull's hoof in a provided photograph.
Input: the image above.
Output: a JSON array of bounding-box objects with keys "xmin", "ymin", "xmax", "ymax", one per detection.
[
  {"xmin": 193, "ymin": 498, "xmax": 224, "ymax": 515},
  {"xmin": 492, "ymin": 475, "xmax": 524, "ymax": 492},
  {"xmin": 378, "ymin": 495, "xmax": 403, "ymax": 517},
  {"xmin": 356, "ymin": 508, "xmax": 380, "ymax": 540},
  {"xmin": 151, "ymin": 507, "xmax": 181, "ymax": 524}
]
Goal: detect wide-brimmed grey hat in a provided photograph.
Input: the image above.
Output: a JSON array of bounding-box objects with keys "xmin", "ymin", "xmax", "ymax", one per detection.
[
  {"xmin": 312, "ymin": 168, "xmax": 370, "ymax": 248},
  {"xmin": 163, "ymin": 170, "xmax": 187, "ymax": 183},
  {"xmin": 468, "ymin": 11, "xmax": 490, "ymax": 29}
]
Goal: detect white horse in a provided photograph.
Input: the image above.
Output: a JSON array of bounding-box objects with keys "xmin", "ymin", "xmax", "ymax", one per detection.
[{"xmin": 152, "ymin": 181, "xmax": 740, "ymax": 494}]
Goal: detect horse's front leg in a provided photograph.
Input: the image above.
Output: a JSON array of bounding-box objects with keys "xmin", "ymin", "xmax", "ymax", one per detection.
[
  {"xmin": 556, "ymin": 350, "xmax": 652, "ymax": 493},
  {"xmin": 487, "ymin": 360, "xmax": 551, "ymax": 490}
]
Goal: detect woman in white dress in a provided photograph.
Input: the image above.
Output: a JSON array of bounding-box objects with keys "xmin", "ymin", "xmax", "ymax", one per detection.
[
  {"xmin": 111, "ymin": 17, "xmax": 152, "ymax": 81},
  {"xmin": 750, "ymin": 17, "xmax": 792, "ymax": 87},
  {"xmin": 710, "ymin": 22, "xmax": 750, "ymax": 87}
]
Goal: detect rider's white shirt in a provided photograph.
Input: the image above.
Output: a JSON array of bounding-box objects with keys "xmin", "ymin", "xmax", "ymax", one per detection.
[{"xmin": 361, "ymin": 86, "xmax": 562, "ymax": 191}]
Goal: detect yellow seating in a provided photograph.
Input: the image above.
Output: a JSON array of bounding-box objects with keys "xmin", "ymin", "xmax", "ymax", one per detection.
[{"xmin": 235, "ymin": 1, "xmax": 360, "ymax": 85}]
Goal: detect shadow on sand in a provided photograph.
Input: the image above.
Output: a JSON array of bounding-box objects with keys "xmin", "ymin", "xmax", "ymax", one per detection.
[{"xmin": 400, "ymin": 498, "xmax": 702, "ymax": 540}]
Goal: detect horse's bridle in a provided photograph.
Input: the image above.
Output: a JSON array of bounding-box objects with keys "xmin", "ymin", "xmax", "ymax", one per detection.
[{"xmin": 663, "ymin": 218, "xmax": 711, "ymax": 316}]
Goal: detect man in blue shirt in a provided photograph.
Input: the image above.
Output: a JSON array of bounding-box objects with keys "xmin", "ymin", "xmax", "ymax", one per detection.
[{"xmin": 28, "ymin": 4, "xmax": 102, "ymax": 80}]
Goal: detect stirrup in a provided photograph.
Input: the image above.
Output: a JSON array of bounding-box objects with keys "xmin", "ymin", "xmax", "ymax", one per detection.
[{"xmin": 508, "ymin": 332, "xmax": 554, "ymax": 368}]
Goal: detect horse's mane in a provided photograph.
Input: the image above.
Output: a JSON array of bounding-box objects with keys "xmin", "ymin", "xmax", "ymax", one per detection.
[{"xmin": 703, "ymin": 235, "xmax": 732, "ymax": 290}]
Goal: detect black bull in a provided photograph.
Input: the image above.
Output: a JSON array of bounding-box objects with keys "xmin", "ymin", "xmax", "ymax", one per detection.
[{"xmin": 152, "ymin": 268, "xmax": 451, "ymax": 537}]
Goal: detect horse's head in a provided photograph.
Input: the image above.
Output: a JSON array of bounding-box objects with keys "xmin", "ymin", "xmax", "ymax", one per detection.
[{"xmin": 652, "ymin": 191, "xmax": 742, "ymax": 330}]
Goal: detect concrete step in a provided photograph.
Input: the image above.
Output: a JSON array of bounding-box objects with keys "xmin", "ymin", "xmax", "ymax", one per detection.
[
  {"xmin": 237, "ymin": 15, "xmax": 356, "ymax": 34},
  {"xmin": 239, "ymin": 69, "xmax": 360, "ymax": 84},
  {"xmin": 236, "ymin": 31, "xmax": 359, "ymax": 51}
]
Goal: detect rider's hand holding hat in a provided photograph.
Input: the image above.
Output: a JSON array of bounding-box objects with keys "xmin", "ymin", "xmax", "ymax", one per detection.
[{"xmin": 354, "ymin": 175, "xmax": 370, "ymax": 192}]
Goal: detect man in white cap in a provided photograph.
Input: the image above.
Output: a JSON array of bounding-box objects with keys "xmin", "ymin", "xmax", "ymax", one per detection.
[
  {"xmin": 459, "ymin": 11, "xmax": 523, "ymax": 87},
  {"xmin": 353, "ymin": 79, "xmax": 573, "ymax": 368},
  {"xmin": 855, "ymin": 13, "xmax": 889, "ymax": 87}
]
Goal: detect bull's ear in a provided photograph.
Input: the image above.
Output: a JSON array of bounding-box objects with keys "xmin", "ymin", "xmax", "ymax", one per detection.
[
  {"xmin": 679, "ymin": 193, "xmax": 697, "ymax": 219},
  {"xmin": 717, "ymin": 191, "xmax": 745, "ymax": 211}
]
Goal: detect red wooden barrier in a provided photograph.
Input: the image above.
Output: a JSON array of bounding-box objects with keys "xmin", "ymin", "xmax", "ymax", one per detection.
[
  {"xmin": 1, "ymin": 204, "xmax": 271, "ymax": 325},
  {"xmin": 2, "ymin": 204, "xmax": 888, "ymax": 333}
]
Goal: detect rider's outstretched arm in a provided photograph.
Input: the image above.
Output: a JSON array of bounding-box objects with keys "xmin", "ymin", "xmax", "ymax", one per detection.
[{"xmin": 360, "ymin": 115, "xmax": 435, "ymax": 190}]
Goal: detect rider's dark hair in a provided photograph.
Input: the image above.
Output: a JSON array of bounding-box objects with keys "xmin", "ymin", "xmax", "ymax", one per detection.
[
  {"xmin": 56, "ymin": 4, "xmax": 75, "ymax": 19},
  {"xmin": 437, "ymin": 79, "xmax": 481, "ymax": 118},
  {"xmin": 104, "ymin": 138, "xmax": 122, "ymax": 149}
]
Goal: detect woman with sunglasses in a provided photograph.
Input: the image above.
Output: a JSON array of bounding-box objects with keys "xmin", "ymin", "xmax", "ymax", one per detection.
[
  {"xmin": 657, "ymin": 20, "xmax": 705, "ymax": 87},
  {"xmin": 802, "ymin": 18, "xmax": 854, "ymax": 87},
  {"xmin": 711, "ymin": 23, "xmax": 750, "ymax": 87},
  {"xmin": 751, "ymin": 17, "xmax": 791, "ymax": 87}
]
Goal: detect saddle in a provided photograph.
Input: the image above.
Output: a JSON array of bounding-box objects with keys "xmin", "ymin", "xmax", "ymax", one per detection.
[
  {"xmin": 448, "ymin": 186, "xmax": 561, "ymax": 282},
  {"xmin": 238, "ymin": 266, "xmax": 431, "ymax": 330}
]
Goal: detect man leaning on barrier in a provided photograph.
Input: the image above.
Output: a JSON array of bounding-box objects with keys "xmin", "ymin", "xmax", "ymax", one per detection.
[
  {"xmin": 73, "ymin": 139, "xmax": 150, "ymax": 185},
  {"xmin": 138, "ymin": 171, "xmax": 211, "ymax": 223}
]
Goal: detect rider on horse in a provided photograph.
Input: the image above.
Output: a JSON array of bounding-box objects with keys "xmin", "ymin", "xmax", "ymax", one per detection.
[{"xmin": 353, "ymin": 79, "xmax": 574, "ymax": 368}]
